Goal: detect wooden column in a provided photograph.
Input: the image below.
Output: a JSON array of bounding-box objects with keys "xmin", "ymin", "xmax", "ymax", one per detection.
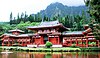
[
  {"xmin": 97, "ymin": 40, "xmax": 99, "ymax": 47},
  {"xmin": 76, "ymin": 38, "xmax": 78, "ymax": 46},
  {"xmin": 28, "ymin": 38, "xmax": 30, "ymax": 44},
  {"xmin": 8, "ymin": 38, "xmax": 9, "ymax": 46},
  {"xmin": 70, "ymin": 37, "xmax": 72, "ymax": 46},
  {"xmin": 86, "ymin": 38, "xmax": 88, "ymax": 47},
  {"xmin": 41, "ymin": 36, "xmax": 44, "ymax": 44},
  {"xmin": 58, "ymin": 36, "xmax": 60, "ymax": 44},
  {"xmin": 34, "ymin": 38, "xmax": 36, "ymax": 44},
  {"xmin": 81, "ymin": 37, "xmax": 83, "ymax": 47},
  {"xmin": 57, "ymin": 36, "xmax": 60, "ymax": 44},
  {"xmin": 25, "ymin": 38, "xmax": 26, "ymax": 44},
  {"xmin": 2, "ymin": 40, "xmax": 4, "ymax": 46},
  {"xmin": 22, "ymin": 39, "xmax": 24, "ymax": 46},
  {"xmin": 54, "ymin": 36, "xmax": 55, "ymax": 44},
  {"xmin": 48, "ymin": 35, "xmax": 49, "ymax": 42},
  {"xmin": 11, "ymin": 39, "xmax": 13, "ymax": 46}
]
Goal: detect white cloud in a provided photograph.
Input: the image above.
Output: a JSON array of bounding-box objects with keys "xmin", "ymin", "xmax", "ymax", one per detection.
[{"xmin": 0, "ymin": 0, "xmax": 85, "ymax": 22}]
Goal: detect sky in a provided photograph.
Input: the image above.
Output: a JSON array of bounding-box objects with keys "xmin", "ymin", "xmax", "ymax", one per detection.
[{"xmin": 0, "ymin": 0, "xmax": 85, "ymax": 22}]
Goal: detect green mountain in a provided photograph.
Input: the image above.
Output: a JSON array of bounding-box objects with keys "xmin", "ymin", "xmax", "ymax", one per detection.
[{"xmin": 31, "ymin": 2, "xmax": 88, "ymax": 18}]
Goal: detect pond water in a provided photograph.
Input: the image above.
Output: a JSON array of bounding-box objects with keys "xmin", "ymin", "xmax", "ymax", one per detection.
[{"xmin": 0, "ymin": 51, "xmax": 100, "ymax": 58}]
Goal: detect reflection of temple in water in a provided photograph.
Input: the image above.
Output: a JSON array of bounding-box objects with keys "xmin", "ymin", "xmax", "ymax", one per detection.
[
  {"xmin": 1, "ymin": 52, "xmax": 100, "ymax": 58},
  {"xmin": 1, "ymin": 51, "xmax": 100, "ymax": 58}
]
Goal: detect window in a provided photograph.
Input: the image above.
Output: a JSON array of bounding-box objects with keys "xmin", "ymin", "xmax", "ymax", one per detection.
[
  {"xmin": 38, "ymin": 30, "xmax": 42, "ymax": 33},
  {"xmin": 51, "ymin": 29, "xmax": 56, "ymax": 32}
]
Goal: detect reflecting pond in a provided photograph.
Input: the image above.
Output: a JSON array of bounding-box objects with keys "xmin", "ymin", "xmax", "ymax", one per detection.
[{"xmin": 0, "ymin": 50, "xmax": 100, "ymax": 58}]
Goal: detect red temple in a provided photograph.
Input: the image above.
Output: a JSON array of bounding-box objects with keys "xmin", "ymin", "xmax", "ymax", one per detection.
[
  {"xmin": 0, "ymin": 20, "xmax": 100, "ymax": 47},
  {"xmin": 27, "ymin": 20, "xmax": 67, "ymax": 47},
  {"xmin": 1, "ymin": 28, "xmax": 31, "ymax": 46}
]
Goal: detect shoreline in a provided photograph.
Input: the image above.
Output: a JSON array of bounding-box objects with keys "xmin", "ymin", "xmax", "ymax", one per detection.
[{"xmin": 0, "ymin": 46, "xmax": 100, "ymax": 52}]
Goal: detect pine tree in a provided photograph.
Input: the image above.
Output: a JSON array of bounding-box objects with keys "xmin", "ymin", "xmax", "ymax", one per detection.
[
  {"xmin": 85, "ymin": 0, "xmax": 100, "ymax": 40},
  {"xmin": 10, "ymin": 12, "xmax": 13, "ymax": 25}
]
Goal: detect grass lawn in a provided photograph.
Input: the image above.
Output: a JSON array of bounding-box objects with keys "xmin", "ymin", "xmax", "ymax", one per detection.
[
  {"xmin": 0, "ymin": 46, "xmax": 100, "ymax": 52},
  {"xmin": 0, "ymin": 46, "xmax": 81, "ymax": 52}
]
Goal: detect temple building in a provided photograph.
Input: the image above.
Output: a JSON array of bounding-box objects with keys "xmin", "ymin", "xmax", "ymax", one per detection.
[
  {"xmin": 1, "ymin": 29, "xmax": 31, "ymax": 46},
  {"xmin": 0, "ymin": 20, "xmax": 100, "ymax": 47},
  {"xmin": 27, "ymin": 20, "xmax": 68, "ymax": 47}
]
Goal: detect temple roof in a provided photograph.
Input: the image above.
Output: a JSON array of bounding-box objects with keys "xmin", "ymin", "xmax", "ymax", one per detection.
[
  {"xmin": 40, "ymin": 20, "xmax": 60, "ymax": 26},
  {"xmin": 62, "ymin": 28, "xmax": 93, "ymax": 36},
  {"xmin": 27, "ymin": 20, "xmax": 68, "ymax": 31},
  {"xmin": 63, "ymin": 31, "xmax": 83, "ymax": 35},
  {"xmin": 82, "ymin": 28, "xmax": 92, "ymax": 34},
  {"xmin": 0, "ymin": 33, "xmax": 33, "ymax": 37},
  {"xmin": 9, "ymin": 29, "xmax": 24, "ymax": 33}
]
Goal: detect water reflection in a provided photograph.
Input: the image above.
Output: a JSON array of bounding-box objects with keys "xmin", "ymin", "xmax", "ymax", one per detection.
[{"xmin": 0, "ymin": 51, "xmax": 100, "ymax": 58}]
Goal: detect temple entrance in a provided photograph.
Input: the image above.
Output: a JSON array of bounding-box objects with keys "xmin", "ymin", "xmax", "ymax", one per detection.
[{"xmin": 44, "ymin": 35, "xmax": 48, "ymax": 44}]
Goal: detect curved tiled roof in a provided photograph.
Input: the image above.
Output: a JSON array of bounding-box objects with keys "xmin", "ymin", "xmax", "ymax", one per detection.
[
  {"xmin": 63, "ymin": 31, "xmax": 83, "ymax": 35},
  {"xmin": 27, "ymin": 20, "xmax": 68, "ymax": 32},
  {"xmin": 40, "ymin": 20, "xmax": 59, "ymax": 26},
  {"xmin": 9, "ymin": 29, "xmax": 24, "ymax": 33},
  {"xmin": 1, "ymin": 33, "xmax": 33, "ymax": 37}
]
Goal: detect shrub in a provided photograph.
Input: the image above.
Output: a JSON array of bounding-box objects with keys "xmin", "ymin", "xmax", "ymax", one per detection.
[
  {"xmin": 45, "ymin": 41, "xmax": 52, "ymax": 48},
  {"xmin": 70, "ymin": 44, "xmax": 80, "ymax": 48},
  {"xmin": 91, "ymin": 42, "xmax": 96, "ymax": 46}
]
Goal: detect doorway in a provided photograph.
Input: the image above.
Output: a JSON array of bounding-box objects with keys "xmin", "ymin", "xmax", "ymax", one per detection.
[{"xmin": 44, "ymin": 35, "xmax": 48, "ymax": 44}]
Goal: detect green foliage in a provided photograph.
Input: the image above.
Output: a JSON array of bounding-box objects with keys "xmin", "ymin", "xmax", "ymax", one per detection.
[
  {"xmin": 4, "ymin": 2, "xmax": 91, "ymax": 35},
  {"xmin": 45, "ymin": 41, "xmax": 52, "ymax": 48},
  {"xmin": 91, "ymin": 42, "xmax": 96, "ymax": 45},
  {"xmin": 81, "ymin": 47, "xmax": 100, "ymax": 52},
  {"xmin": 70, "ymin": 44, "xmax": 80, "ymax": 48},
  {"xmin": 15, "ymin": 21, "xmax": 40, "ymax": 33},
  {"xmin": 0, "ymin": 23, "xmax": 13, "ymax": 35},
  {"xmin": 85, "ymin": 0, "xmax": 100, "ymax": 40},
  {"xmin": 85, "ymin": 0, "xmax": 100, "ymax": 23},
  {"xmin": 0, "ymin": 21, "xmax": 40, "ymax": 35},
  {"xmin": 9, "ymin": 3, "xmax": 89, "ymax": 31}
]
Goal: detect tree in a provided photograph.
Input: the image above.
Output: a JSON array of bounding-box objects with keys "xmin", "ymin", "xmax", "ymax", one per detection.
[
  {"xmin": 10, "ymin": 12, "xmax": 13, "ymax": 25},
  {"xmin": 84, "ymin": 0, "xmax": 100, "ymax": 40},
  {"xmin": 24, "ymin": 11, "xmax": 28, "ymax": 22},
  {"xmin": 71, "ymin": 15, "xmax": 84, "ymax": 31},
  {"xmin": 45, "ymin": 41, "xmax": 52, "ymax": 48},
  {"xmin": 28, "ymin": 15, "xmax": 34, "ymax": 22},
  {"xmin": 37, "ymin": 13, "xmax": 42, "ymax": 22},
  {"xmin": 43, "ymin": 15, "xmax": 49, "ymax": 21},
  {"xmin": 15, "ymin": 21, "xmax": 40, "ymax": 33}
]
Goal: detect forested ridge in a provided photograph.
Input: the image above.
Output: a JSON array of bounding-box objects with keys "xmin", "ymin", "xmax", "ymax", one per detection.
[{"xmin": 0, "ymin": 2, "xmax": 90, "ymax": 35}]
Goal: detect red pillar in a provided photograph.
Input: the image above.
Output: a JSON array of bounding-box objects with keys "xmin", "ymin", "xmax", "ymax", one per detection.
[
  {"xmin": 8, "ymin": 38, "xmax": 9, "ymax": 46},
  {"xmin": 81, "ymin": 38, "xmax": 83, "ymax": 47},
  {"xmin": 97, "ymin": 40, "xmax": 99, "ymax": 47},
  {"xmin": 34, "ymin": 38, "xmax": 36, "ymax": 44},
  {"xmin": 70, "ymin": 37, "xmax": 72, "ymax": 46},
  {"xmin": 54, "ymin": 36, "xmax": 55, "ymax": 44},
  {"xmin": 76, "ymin": 38, "xmax": 78, "ymax": 46},
  {"xmin": 11, "ymin": 40, "xmax": 13, "ymax": 46},
  {"xmin": 22, "ymin": 39, "xmax": 24, "ymax": 46},
  {"xmin": 2, "ymin": 41, "xmax": 4, "ymax": 46},
  {"xmin": 41, "ymin": 36, "xmax": 44, "ymax": 44},
  {"xmin": 86, "ymin": 38, "xmax": 88, "ymax": 47},
  {"xmin": 48, "ymin": 35, "xmax": 50, "ymax": 42},
  {"xmin": 58, "ymin": 36, "xmax": 60, "ymax": 44},
  {"xmin": 25, "ymin": 38, "xmax": 27, "ymax": 46}
]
